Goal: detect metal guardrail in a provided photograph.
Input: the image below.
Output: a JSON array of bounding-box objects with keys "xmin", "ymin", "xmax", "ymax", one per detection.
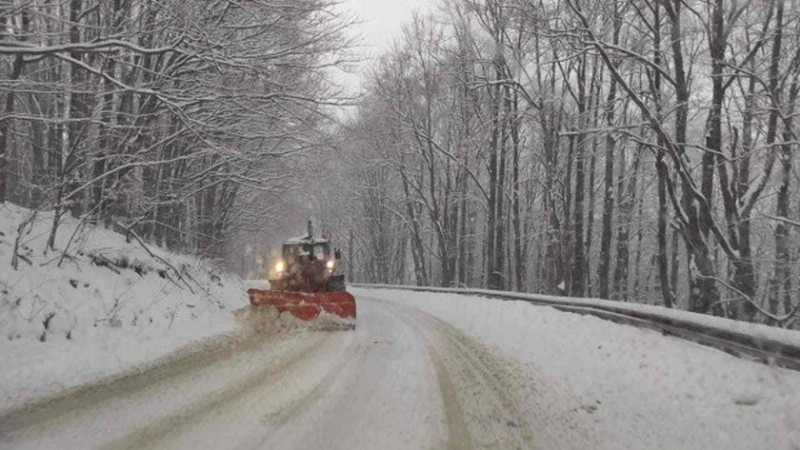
[{"xmin": 353, "ymin": 283, "xmax": 800, "ymax": 371}]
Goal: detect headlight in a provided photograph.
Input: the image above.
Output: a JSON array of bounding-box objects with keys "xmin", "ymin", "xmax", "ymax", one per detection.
[
  {"xmin": 326, "ymin": 260, "xmax": 335, "ymax": 270},
  {"xmin": 275, "ymin": 261, "xmax": 285, "ymax": 273}
]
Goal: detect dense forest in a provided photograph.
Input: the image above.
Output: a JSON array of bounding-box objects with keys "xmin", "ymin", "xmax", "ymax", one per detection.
[
  {"xmin": 0, "ymin": 0, "xmax": 352, "ymax": 267},
  {"xmin": 316, "ymin": 0, "xmax": 800, "ymax": 326},
  {"xmin": 3, "ymin": 0, "xmax": 800, "ymax": 326}
]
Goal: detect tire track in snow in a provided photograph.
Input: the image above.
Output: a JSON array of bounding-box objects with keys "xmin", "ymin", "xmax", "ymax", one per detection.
[
  {"xmin": 0, "ymin": 323, "xmax": 280, "ymax": 439},
  {"xmin": 258, "ymin": 296, "xmax": 449, "ymax": 450},
  {"xmin": 426, "ymin": 340, "xmax": 475, "ymax": 450},
  {"xmin": 384, "ymin": 299, "xmax": 538, "ymax": 449},
  {"xmin": 436, "ymin": 321, "xmax": 539, "ymax": 448},
  {"xmin": 102, "ymin": 331, "xmax": 336, "ymax": 450},
  {"xmin": 258, "ymin": 330, "xmax": 367, "ymax": 430},
  {"xmin": 374, "ymin": 296, "xmax": 596, "ymax": 450}
]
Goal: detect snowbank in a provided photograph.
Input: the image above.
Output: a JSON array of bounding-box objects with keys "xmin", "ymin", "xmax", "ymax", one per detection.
[
  {"xmin": 357, "ymin": 284, "xmax": 800, "ymax": 348},
  {"xmin": 0, "ymin": 203, "xmax": 247, "ymax": 411},
  {"xmin": 355, "ymin": 288, "xmax": 800, "ymax": 450}
]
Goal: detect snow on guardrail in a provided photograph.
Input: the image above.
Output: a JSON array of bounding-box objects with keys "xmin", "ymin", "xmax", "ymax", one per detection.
[{"xmin": 353, "ymin": 284, "xmax": 800, "ymax": 371}]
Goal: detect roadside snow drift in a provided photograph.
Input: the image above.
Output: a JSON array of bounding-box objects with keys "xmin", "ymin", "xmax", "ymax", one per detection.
[{"xmin": 0, "ymin": 203, "xmax": 247, "ymax": 410}]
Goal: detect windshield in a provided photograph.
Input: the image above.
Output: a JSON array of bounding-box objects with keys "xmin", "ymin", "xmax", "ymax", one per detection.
[
  {"xmin": 282, "ymin": 243, "xmax": 329, "ymax": 263},
  {"xmin": 311, "ymin": 244, "xmax": 327, "ymax": 259}
]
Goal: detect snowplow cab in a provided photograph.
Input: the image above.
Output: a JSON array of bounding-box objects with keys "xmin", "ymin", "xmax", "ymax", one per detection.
[{"xmin": 269, "ymin": 236, "xmax": 345, "ymax": 292}]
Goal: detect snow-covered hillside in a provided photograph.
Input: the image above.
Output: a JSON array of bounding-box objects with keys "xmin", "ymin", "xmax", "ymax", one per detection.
[{"xmin": 0, "ymin": 203, "xmax": 247, "ymax": 410}]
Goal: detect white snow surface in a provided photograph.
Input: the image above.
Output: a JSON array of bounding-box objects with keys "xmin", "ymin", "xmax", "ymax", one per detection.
[
  {"xmin": 360, "ymin": 283, "xmax": 800, "ymax": 348},
  {"xmin": 353, "ymin": 287, "xmax": 800, "ymax": 450},
  {"xmin": 0, "ymin": 203, "xmax": 247, "ymax": 410}
]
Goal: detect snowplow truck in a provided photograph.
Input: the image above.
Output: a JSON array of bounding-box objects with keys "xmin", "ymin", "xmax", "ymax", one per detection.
[{"xmin": 247, "ymin": 233, "xmax": 356, "ymax": 326}]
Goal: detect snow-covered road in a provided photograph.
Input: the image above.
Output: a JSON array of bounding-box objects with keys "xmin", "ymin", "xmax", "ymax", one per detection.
[
  {"xmin": 0, "ymin": 295, "xmax": 594, "ymax": 450},
  {"xmin": 2, "ymin": 288, "xmax": 799, "ymax": 450}
]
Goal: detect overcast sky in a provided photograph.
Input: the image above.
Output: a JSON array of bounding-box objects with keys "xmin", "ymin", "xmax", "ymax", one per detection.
[
  {"xmin": 344, "ymin": 0, "xmax": 433, "ymax": 52},
  {"xmin": 336, "ymin": 0, "xmax": 434, "ymax": 94}
]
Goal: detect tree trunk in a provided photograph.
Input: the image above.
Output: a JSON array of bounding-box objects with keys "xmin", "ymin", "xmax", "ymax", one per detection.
[
  {"xmin": 511, "ymin": 90, "xmax": 524, "ymax": 292},
  {"xmin": 656, "ymin": 155, "xmax": 674, "ymax": 308},
  {"xmin": 770, "ymin": 79, "xmax": 797, "ymax": 319},
  {"xmin": 65, "ymin": 0, "xmax": 87, "ymax": 218},
  {"xmin": 598, "ymin": 89, "xmax": 616, "ymax": 299},
  {"xmin": 570, "ymin": 57, "xmax": 587, "ymax": 296},
  {"xmin": 597, "ymin": 3, "xmax": 622, "ymax": 299},
  {"xmin": 613, "ymin": 143, "xmax": 640, "ymax": 300},
  {"xmin": 0, "ymin": 9, "xmax": 30, "ymax": 202},
  {"xmin": 494, "ymin": 84, "xmax": 508, "ymax": 292},
  {"xmin": 668, "ymin": 0, "xmax": 720, "ymax": 314},
  {"xmin": 486, "ymin": 65, "xmax": 502, "ymax": 289},
  {"xmin": 400, "ymin": 164, "xmax": 428, "ymax": 286}
]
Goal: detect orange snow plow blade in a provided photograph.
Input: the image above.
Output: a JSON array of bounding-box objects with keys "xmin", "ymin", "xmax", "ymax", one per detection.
[{"xmin": 247, "ymin": 289, "xmax": 357, "ymax": 322}]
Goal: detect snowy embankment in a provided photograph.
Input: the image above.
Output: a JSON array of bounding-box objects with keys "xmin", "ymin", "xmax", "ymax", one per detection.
[
  {"xmin": 354, "ymin": 287, "xmax": 800, "ymax": 450},
  {"xmin": 0, "ymin": 203, "xmax": 247, "ymax": 411},
  {"xmin": 358, "ymin": 284, "xmax": 800, "ymax": 350}
]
